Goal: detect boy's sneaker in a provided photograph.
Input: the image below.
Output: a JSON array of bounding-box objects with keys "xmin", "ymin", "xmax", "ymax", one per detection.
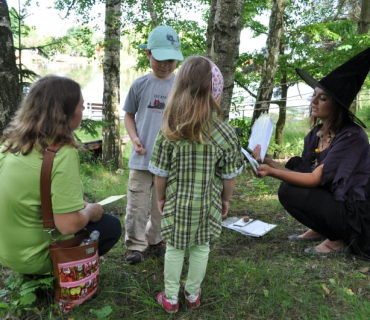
[
  {"xmin": 150, "ymin": 241, "xmax": 166, "ymax": 257},
  {"xmin": 157, "ymin": 292, "xmax": 179, "ymax": 314},
  {"xmin": 184, "ymin": 288, "xmax": 201, "ymax": 308},
  {"xmin": 125, "ymin": 250, "xmax": 144, "ymax": 265}
]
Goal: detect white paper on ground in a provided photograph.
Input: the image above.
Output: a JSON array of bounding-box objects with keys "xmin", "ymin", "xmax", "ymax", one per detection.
[
  {"xmin": 248, "ymin": 114, "xmax": 274, "ymax": 163},
  {"xmin": 98, "ymin": 195, "xmax": 126, "ymax": 206},
  {"xmin": 222, "ymin": 217, "xmax": 277, "ymax": 237}
]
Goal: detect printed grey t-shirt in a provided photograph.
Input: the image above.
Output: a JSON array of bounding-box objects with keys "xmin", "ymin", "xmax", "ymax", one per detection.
[{"xmin": 123, "ymin": 73, "xmax": 175, "ymax": 170}]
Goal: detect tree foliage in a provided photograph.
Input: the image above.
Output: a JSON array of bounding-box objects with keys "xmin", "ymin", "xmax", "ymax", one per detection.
[
  {"xmin": 53, "ymin": 0, "xmax": 208, "ymax": 69},
  {"xmin": 8, "ymin": 2, "xmax": 71, "ymax": 90},
  {"xmin": 51, "ymin": 0, "xmax": 370, "ymax": 142},
  {"xmin": 66, "ymin": 26, "xmax": 103, "ymax": 58},
  {"xmin": 237, "ymin": 0, "xmax": 370, "ymax": 112}
]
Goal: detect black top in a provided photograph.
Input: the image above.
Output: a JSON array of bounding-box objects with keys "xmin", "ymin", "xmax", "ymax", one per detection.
[{"xmin": 298, "ymin": 123, "xmax": 370, "ymax": 202}]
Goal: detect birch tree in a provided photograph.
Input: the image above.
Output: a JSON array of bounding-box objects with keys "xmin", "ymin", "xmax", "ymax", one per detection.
[
  {"xmin": 206, "ymin": 0, "xmax": 244, "ymax": 120},
  {"xmin": 358, "ymin": 0, "xmax": 370, "ymax": 33},
  {"xmin": 274, "ymin": 40, "xmax": 287, "ymax": 149},
  {"xmin": 146, "ymin": 0, "xmax": 158, "ymax": 26},
  {"xmin": 349, "ymin": 0, "xmax": 370, "ymax": 113},
  {"xmin": 251, "ymin": 0, "xmax": 285, "ymax": 125},
  {"xmin": 0, "ymin": 0, "xmax": 20, "ymax": 134},
  {"xmin": 102, "ymin": 0, "xmax": 122, "ymax": 168}
]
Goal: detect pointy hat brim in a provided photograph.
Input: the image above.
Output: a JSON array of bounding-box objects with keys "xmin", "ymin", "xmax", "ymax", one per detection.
[
  {"xmin": 295, "ymin": 47, "xmax": 370, "ymax": 129},
  {"xmin": 296, "ymin": 68, "xmax": 367, "ymax": 129}
]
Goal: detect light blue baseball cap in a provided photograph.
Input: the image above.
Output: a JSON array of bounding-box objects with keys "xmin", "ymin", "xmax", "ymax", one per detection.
[{"xmin": 138, "ymin": 25, "xmax": 184, "ymax": 61}]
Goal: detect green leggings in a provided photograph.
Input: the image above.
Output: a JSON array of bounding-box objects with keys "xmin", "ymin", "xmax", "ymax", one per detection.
[{"xmin": 164, "ymin": 243, "xmax": 210, "ymax": 298}]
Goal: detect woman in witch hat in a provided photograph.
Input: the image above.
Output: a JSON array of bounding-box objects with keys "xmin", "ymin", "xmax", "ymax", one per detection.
[{"xmin": 253, "ymin": 47, "xmax": 370, "ymax": 256}]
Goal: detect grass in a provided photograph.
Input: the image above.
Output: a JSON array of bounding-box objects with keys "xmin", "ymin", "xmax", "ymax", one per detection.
[{"xmin": 2, "ymin": 116, "xmax": 370, "ymax": 319}]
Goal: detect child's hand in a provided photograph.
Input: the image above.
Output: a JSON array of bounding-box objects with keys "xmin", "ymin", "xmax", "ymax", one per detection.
[
  {"xmin": 252, "ymin": 144, "xmax": 262, "ymax": 163},
  {"xmin": 157, "ymin": 199, "xmax": 165, "ymax": 216},
  {"xmin": 133, "ymin": 137, "xmax": 146, "ymax": 155},
  {"xmin": 253, "ymin": 144, "xmax": 272, "ymax": 165},
  {"xmin": 221, "ymin": 199, "xmax": 229, "ymax": 218}
]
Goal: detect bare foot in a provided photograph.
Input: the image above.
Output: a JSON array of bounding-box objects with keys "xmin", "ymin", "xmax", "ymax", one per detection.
[
  {"xmin": 315, "ymin": 239, "xmax": 344, "ymax": 253},
  {"xmin": 298, "ymin": 229, "xmax": 322, "ymax": 239}
]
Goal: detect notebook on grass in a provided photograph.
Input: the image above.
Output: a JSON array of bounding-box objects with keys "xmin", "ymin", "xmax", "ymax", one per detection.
[{"xmin": 222, "ymin": 217, "xmax": 277, "ymax": 237}]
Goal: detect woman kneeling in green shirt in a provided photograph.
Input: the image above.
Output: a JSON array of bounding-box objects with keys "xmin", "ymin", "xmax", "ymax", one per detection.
[{"xmin": 0, "ymin": 75, "xmax": 121, "ymax": 275}]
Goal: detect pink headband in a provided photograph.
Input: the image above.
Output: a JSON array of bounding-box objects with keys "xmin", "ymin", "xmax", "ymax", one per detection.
[{"xmin": 211, "ymin": 63, "xmax": 223, "ymax": 101}]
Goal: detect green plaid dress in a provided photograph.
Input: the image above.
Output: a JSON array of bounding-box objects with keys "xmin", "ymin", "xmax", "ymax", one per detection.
[{"xmin": 149, "ymin": 118, "xmax": 244, "ymax": 250}]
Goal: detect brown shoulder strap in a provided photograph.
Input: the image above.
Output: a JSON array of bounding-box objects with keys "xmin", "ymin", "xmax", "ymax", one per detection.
[{"xmin": 41, "ymin": 144, "xmax": 63, "ymax": 229}]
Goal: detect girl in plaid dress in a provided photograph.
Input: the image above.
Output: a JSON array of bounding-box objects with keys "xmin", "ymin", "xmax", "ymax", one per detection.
[{"xmin": 149, "ymin": 56, "xmax": 244, "ymax": 313}]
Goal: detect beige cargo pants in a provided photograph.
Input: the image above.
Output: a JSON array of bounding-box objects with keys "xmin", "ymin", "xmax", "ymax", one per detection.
[{"xmin": 124, "ymin": 169, "xmax": 163, "ymax": 252}]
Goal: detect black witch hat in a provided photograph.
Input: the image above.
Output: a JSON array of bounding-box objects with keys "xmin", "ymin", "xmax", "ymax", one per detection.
[{"xmin": 296, "ymin": 47, "xmax": 370, "ymax": 128}]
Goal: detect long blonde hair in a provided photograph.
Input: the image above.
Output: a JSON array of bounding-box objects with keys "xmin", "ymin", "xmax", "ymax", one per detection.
[
  {"xmin": 161, "ymin": 56, "xmax": 223, "ymax": 143},
  {"xmin": 1, "ymin": 75, "xmax": 81, "ymax": 155}
]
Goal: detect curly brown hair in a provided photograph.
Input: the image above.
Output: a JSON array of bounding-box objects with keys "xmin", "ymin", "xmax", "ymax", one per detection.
[{"xmin": 1, "ymin": 75, "xmax": 82, "ymax": 155}]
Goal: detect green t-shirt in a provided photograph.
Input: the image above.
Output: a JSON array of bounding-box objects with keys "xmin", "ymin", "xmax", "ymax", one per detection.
[{"xmin": 0, "ymin": 145, "xmax": 84, "ymax": 274}]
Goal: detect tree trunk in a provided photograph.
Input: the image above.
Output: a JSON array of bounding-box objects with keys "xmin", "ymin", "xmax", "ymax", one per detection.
[
  {"xmin": 251, "ymin": 0, "xmax": 285, "ymax": 125},
  {"xmin": 207, "ymin": 0, "xmax": 244, "ymax": 120},
  {"xmin": 349, "ymin": 0, "xmax": 370, "ymax": 116},
  {"xmin": 274, "ymin": 72, "xmax": 287, "ymax": 157},
  {"xmin": 146, "ymin": 0, "xmax": 158, "ymax": 27},
  {"xmin": 206, "ymin": 0, "xmax": 217, "ymax": 57},
  {"xmin": 0, "ymin": 0, "xmax": 21, "ymax": 134},
  {"xmin": 274, "ymin": 22, "xmax": 286, "ymax": 151},
  {"xmin": 102, "ymin": 0, "xmax": 122, "ymax": 169},
  {"xmin": 358, "ymin": 0, "xmax": 370, "ymax": 34}
]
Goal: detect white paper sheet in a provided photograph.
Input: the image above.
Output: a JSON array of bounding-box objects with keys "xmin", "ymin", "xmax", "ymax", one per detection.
[
  {"xmin": 222, "ymin": 217, "xmax": 277, "ymax": 237},
  {"xmin": 98, "ymin": 195, "xmax": 126, "ymax": 206},
  {"xmin": 241, "ymin": 147, "xmax": 260, "ymax": 175},
  {"xmin": 248, "ymin": 114, "xmax": 274, "ymax": 163}
]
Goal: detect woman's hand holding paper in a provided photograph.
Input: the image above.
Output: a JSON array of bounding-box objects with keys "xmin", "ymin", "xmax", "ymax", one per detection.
[{"xmin": 256, "ymin": 164, "xmax": 272, "ymax": 178}]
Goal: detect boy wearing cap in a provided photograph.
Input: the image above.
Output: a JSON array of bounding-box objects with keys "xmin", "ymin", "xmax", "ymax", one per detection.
[{"xmin": 123, "ymin": 25, "xmax": 184, "ymax": 265}]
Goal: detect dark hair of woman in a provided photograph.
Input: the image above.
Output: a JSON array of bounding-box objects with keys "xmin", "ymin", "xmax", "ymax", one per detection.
[{"xmin": 309, "ymin": 97, "xmax": 352, "ymax": 134}]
